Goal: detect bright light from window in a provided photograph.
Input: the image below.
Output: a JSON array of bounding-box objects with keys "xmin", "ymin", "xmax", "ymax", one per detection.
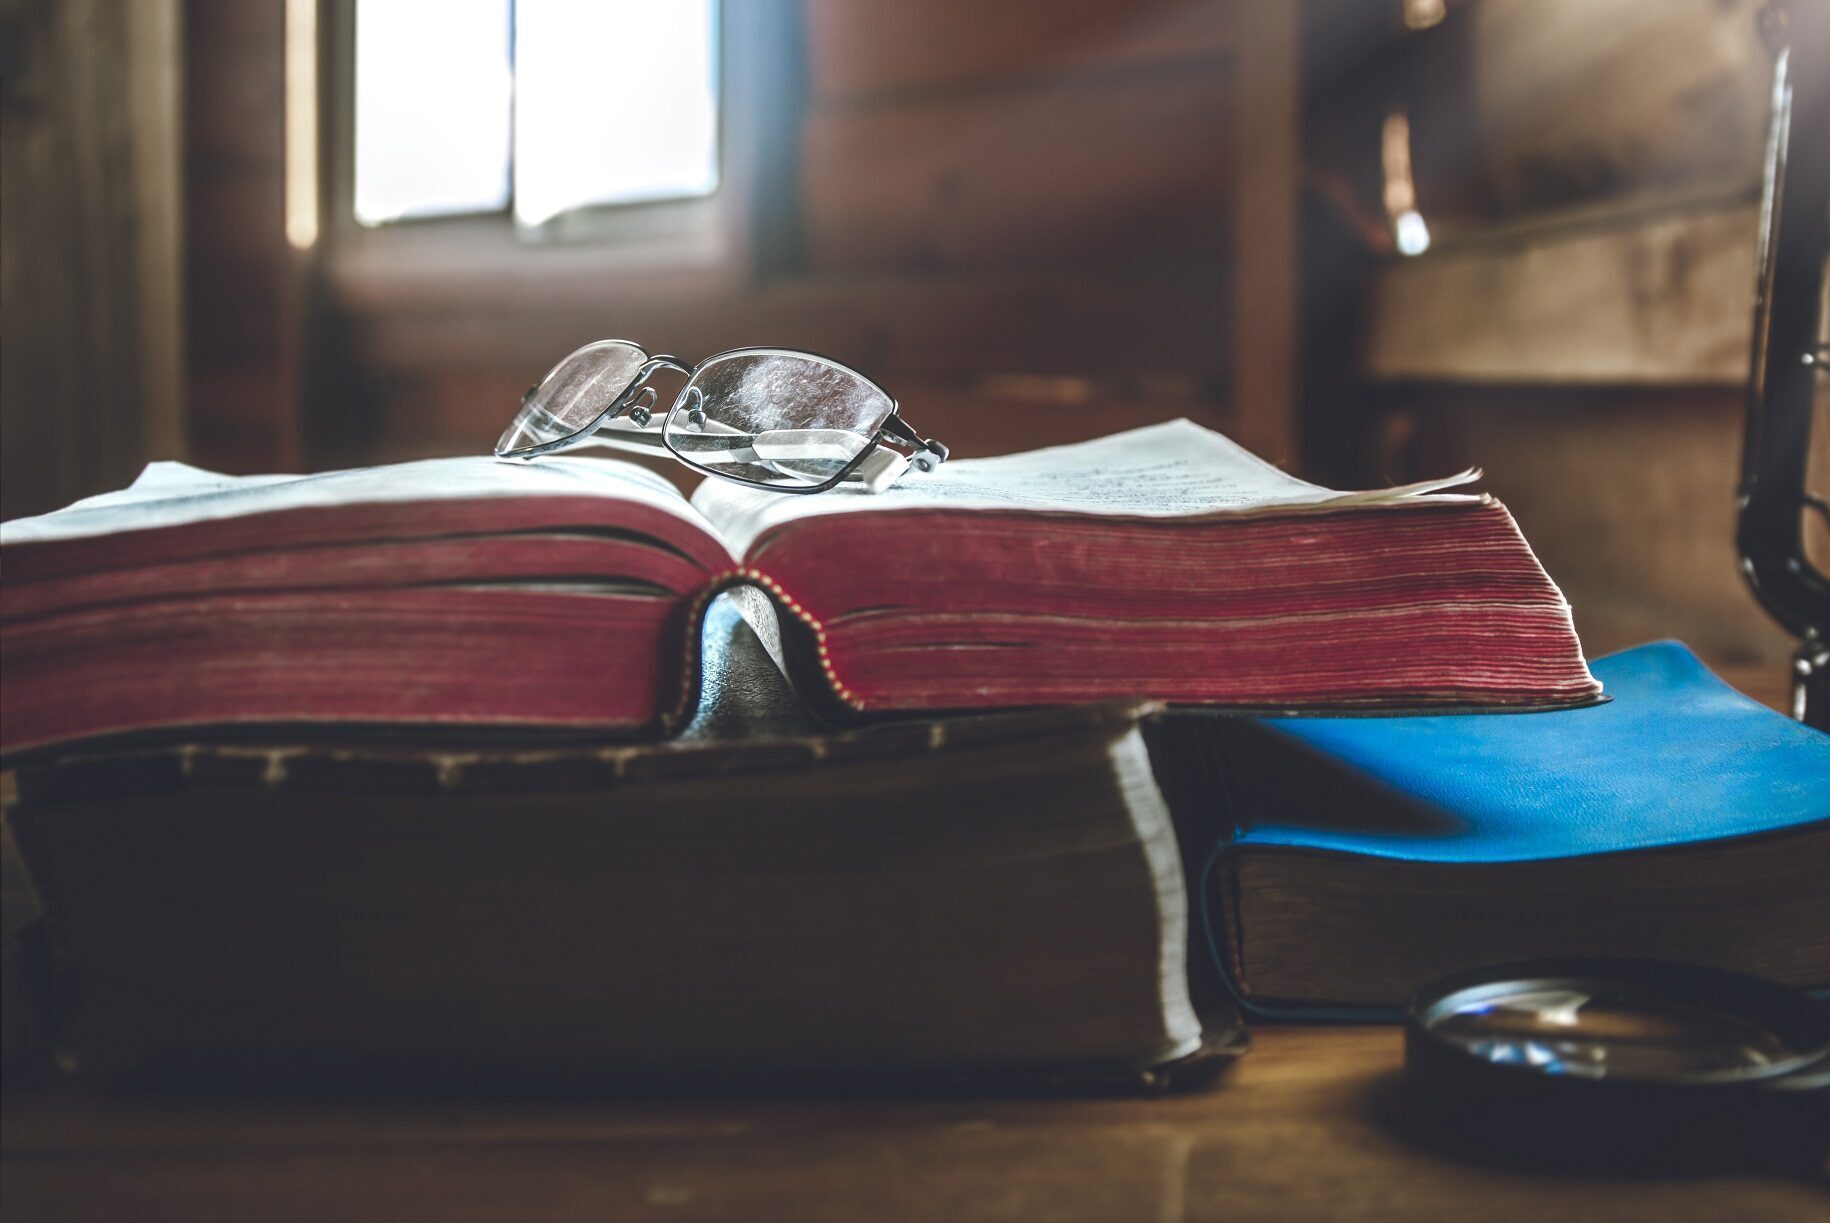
[
  {"xmin": 1394, "ymin": 210, "xmax": 1431, "ymax": 256},
  {"xmin": 1402, "ymin": 0, "xmax": 1447, "ymax": 31},
  {"xmin": 351, "ymin": 0, "xmax": 719, "ymax": 231},
  {"xmin": 354, "ymin": 0, "xmax": 513, "ymax": 226},
  {"xmin": 1381, "ymin": 109, "xmax": 1431, "ymax": 257},
  {"xmin": 513, "ymin": 0, "xmax": 720, "ymax": 228}
]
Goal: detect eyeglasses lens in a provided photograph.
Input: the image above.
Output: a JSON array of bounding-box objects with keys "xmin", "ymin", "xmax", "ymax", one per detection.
[
  {"xmin": 497, "ymin": 340, "xmax": 648, "ymax": 456},
  {"xmin": 662, "ymin": 352, "xmax": 894, "ymax": 488}
]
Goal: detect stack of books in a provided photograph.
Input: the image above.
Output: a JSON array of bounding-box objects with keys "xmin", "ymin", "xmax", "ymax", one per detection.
[{"xmin": 3, "ymin": 422, "xmax": 1823, "ymax": 1085}]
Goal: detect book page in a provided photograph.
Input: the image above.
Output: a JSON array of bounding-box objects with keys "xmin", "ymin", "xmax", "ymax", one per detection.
[
  {"xmin": 693, "ymin": 419, "xmax": 1479, "ymax": 556},
  {"xmin": 1, "ymin": 455, "xmax": 714, "ymax": 546}
]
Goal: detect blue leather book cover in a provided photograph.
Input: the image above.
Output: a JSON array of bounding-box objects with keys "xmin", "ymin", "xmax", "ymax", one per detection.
[
  {"xmin": 1196, "ymin": 641, "xmax": 1830, "ymax": 1018},
  {"xmin": 1237, "ymin": 640, "xmax": 1830, "ymax": 862}
]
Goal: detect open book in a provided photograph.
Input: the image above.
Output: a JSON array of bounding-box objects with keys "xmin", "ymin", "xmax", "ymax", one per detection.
[{"xmin": 0, "ymin": 420, "xmax": 1599, "ymax": 757}]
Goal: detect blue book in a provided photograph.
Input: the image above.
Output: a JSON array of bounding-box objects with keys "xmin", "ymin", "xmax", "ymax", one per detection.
[{"xmin": 1186, "ymin": 642, "xmax": 1830, "ymax": 1018}]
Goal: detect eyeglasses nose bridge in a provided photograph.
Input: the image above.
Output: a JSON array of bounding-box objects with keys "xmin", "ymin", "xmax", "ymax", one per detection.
[
  {"xmin": 664, "ymin": 381, "xmax": 708, "ymax": 427},
  {"xmin": 623, "ymin": 385, "xmax": 659, "ymax": 427},
  {"xmin": 605, "ymin": 355, "xmax": 680, "ymax": 417}
]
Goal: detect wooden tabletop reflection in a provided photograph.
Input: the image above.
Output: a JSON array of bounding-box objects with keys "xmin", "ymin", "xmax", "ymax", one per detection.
[{"xmin": 4, "ymin": 1027, "xmax": 1822, "ymax": 1222}]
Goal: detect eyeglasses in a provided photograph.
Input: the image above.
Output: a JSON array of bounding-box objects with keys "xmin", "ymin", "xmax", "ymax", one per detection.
[{"xmin": 495, "ymin": 340, "xmax": 949, "ymax": 493}]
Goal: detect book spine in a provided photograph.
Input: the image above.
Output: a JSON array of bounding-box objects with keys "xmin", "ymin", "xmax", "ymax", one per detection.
[
  {"xmin": 671, "ymin": 570, "xmax": 863, "ymax": 732},
  {"xmin": 1200, "ymin": 845, "xmax": 1402, "ymax": 1023}
]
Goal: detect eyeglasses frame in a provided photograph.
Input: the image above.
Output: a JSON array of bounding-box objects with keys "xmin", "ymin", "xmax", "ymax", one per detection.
[{"xmin": 497, "ymin": 342, "xmax": 949, "ymax": 494}]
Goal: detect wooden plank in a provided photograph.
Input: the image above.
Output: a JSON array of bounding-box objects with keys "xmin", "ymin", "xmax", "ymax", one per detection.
[
  {"xmin": 1363, "ymin": 200, "xmax": 1759, "ymax": 385},
  {"xmin": 183, "ymin": 366, "xmax": 306, "ymax": 476},
  {"xmin": 1228, "ymin": 1, "xmax": 1298, "ymax": 466},
  {"xmin": 1468, "ymin": 0, "xmax": 1767, "ymax": 216},
  {"xmin": 1393, "ymin": 386, "xmax": 1793, "ymax": 667},
  {"xmin": 0, "ymin": 0, "xmax": 185, "ymax": 520},
  {"xmin": 826, "ymin": 378, "xmax": 1228, "ymax": 458},
  {"xmin": 802, "ymin": 71, "xmax": 1234, "ymax": 271},
  {"xmin": 181, "ymin": 0, "xmax": 302, "ymax": 473},
  {"xmin": 363, "ymin": 371, "xmax": 1227, "ymax": 474},
  {"xmin": 181, "ymin": 174, "xmax": 288, "ymax": 262},
  {"xmin": 183, "ymin": 44, "xmax": 288, "ymax": 171},
  {"xmin": 341, "ymin": 268, "xmax": 1232, "ymax": 384},
  {"xmin": 125, "ymin": 0, "xmax": 186, "ymax": 467},
  {"xmin": 805, "ymin": 0, "xmax": 1236, "ymax": 105},
  {"xmin": 5, "ymin": 1027, "xmax": 1824, "ymax": 1221}
]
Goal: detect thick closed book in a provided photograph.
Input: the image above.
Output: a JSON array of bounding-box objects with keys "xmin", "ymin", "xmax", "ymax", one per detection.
[
  {"xmin": 3, "ymin": 602, "xmax": 1239, "ymax": 1087},
  {"xmin": 1184, "ymin": 642, "xmax": 1830, "ymax": 1017},
  {"xmin": 0, "ymin": 421, "xmax": 1599, "ymax": 758}
]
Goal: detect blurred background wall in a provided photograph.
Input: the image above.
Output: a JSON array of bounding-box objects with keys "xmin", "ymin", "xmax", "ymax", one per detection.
[
  {"xmin": 1, "ymin": 0, "xmax": 184, "ymax": 520},
  {"xmin": 2, "ymin": 0, "xmax": 1823, "ymax": 688}
]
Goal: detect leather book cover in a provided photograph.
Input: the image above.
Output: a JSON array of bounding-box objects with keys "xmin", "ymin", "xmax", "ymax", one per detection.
[{"xmin": 1183, "ymin": 641, "xmax": 1830, "ymax": 1018}]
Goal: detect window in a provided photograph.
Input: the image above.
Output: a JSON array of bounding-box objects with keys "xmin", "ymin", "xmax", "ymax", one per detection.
[{"xmin": 351, "ymin": 0, "xmax": 720, "ymax": 231}]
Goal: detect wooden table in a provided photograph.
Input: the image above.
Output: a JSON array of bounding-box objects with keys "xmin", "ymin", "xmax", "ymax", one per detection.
[
  {"xmin": 4, "ymin": 668, "xmax": 1818, "ymax": 1219},
  {"xmin": 3, "ymin": 1027, "xmax": 1823, "ymax": 1222}
]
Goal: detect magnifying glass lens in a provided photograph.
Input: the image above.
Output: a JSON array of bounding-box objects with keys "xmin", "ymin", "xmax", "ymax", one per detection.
[
  {"xmin": 1405, "ymin": 961, "xmax": 1830, "ymax": 1171},
  {"xmin": 1426, "ymin": 985, "xmax": 1806, "ymax": 1080}
]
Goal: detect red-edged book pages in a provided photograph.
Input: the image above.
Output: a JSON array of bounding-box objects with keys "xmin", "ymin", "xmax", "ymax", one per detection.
[{"xmin": 0, "ymin": 421, "xmax": 1599, "ymax": 756}]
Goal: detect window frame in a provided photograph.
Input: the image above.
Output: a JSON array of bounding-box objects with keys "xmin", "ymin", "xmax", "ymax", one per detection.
[{"xmin": 317, "ymin": 0, "xmax": 801, "ymax": 301}]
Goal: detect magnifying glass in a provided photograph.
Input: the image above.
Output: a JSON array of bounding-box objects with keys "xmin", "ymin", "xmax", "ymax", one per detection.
[{"xmin": 1405, "ymin": 960, "xmax": 1830, "ymax": 1170}]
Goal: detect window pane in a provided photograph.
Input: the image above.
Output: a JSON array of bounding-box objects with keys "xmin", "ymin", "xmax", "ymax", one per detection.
[
  {"xmin": 354, "ymin": 0, "xmax": 512, "ymax": 225},
  {"xmin": 513, "ymin": 0, "xmax": 720, "ymax": 228}
]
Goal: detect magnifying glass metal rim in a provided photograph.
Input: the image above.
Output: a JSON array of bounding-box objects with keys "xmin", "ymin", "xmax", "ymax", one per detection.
[
  {"xmin": 1403, "ymin": 958, "xmax": 1830, "ymax": 1170},
  {"xmin": 1408, "ymin": 957, "xmax": 1830, "ymax": 1090}
]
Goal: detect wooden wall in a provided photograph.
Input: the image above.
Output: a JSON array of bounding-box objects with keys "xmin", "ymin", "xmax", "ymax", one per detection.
[
  {"xmin": 1466, "ymin": 0, "xmax": 1768, "ymax": 216},
  {"xmin": 0, "ymin": 0, "xmax": 184, "ymax": 520},
  {"xmin": 1351, "ymin": 0, "xmax": 1810, "ymax": 674},
  {"xmin": 311, "ymin": 0, "xmax": 1297, "ymax": 477},
  {"xmin": 799, "ymin": 3, "xmax": 1237, "ymax": 273}
]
